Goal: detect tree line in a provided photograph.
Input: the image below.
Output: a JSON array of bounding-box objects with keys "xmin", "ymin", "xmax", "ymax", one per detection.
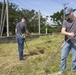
[{"xmin": 0, "ymin": 2, "xmax": 64, "ymax": 35}]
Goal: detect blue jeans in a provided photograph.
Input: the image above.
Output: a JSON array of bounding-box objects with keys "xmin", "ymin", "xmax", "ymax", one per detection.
[
  {"xmin": 16, "ymin": 34, "xmax": 25, "ymax": 60},
  {"xmin": 60, "ymin": 41, "xmax": 76, "ymax": 72}
]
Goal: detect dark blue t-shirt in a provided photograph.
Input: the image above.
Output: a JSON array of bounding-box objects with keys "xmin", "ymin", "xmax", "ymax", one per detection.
[{"xmin": 16, "ymin": 22, "xmax": 28, "ymax": 35}]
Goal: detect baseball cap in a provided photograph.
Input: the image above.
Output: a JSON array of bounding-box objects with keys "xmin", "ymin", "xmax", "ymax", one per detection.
[{"xmin": 65, "ymin": 7, "xmax": 76, "ymax": 15}]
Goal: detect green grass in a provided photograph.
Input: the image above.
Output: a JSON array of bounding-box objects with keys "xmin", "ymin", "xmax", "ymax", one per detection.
[{"xmin": 0, "ymin": 33, "xmax": 76, "ymax": 75}]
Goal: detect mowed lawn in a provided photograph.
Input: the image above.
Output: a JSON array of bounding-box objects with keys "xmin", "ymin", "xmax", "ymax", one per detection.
[{"xmin": 0, "ymin": 33, "xmax": 76, "ymax": 75}]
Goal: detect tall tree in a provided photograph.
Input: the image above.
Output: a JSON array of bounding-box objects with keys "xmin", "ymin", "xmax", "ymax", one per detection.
[
  {"xmin": 0, "ymin": 2, "xmax": 47, "ymax": 35},
  {"xmin": 50, "ymin": 9, "xmax": 63, "ymax": 26}
]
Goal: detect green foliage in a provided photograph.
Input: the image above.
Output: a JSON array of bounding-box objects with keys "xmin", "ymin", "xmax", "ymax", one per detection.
[
  {"xmin": 0, "ymin": 2, "xmax": 47, "ymax": 35},
  {"xmin": 41, "ymin": 24, "xmax": 62, "ymax": 33},
  {"xmin": 41, "ymin": 25, "xmax": 51, "ymax": 33},
  {"xmin": 0, "ymin": 2, "xmax": 63, "ymax": 35},
  {"xmin": 50, "ymin": 9, "xmax": 63, "ymax": 25},
  {"xmin": 49, "ymin": 10, "xmax": 63, "ymax": 33}
]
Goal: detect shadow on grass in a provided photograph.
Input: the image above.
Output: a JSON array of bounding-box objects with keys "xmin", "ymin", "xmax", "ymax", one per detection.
[
  {"xmin": 23, "ymin": 51, "xmax": 39, "ymax": 57},
  {"xmin": 43, "ymin": 67, "xmax": 51, "ymax": 75},
  {"xmin": 23, "ymin": 49, "xmax": 45, "ymax": 57}
]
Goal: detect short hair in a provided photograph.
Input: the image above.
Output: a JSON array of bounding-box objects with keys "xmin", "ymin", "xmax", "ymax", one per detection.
[{"xmin": 22, "ymin": 17, "xmax": 27, "ymax": 20}]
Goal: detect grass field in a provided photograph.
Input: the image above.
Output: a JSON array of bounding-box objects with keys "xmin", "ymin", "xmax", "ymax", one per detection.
[{"xmin": 0, "ymin": 33, "xmax": 76, "ymax": 75}]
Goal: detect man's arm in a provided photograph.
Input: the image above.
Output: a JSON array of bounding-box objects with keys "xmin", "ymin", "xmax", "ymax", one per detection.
[
  {"xmin": 26, "ymin": 30, "xmax": 31, "ymax": 37},
  {"xmin": 15, "ymin": 28, "xmax": 17, "ymax": 34},
  {"xmin": 61, "ymin": 27, "xmax": 75, "ymax": 37}
]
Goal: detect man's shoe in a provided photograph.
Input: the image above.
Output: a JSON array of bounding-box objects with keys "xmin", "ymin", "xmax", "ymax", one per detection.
[
  {"xmin": 20, "ymin": 58, "xmax": 24, "ymax": 61},
  {"xmin": 57, "ymin": 71, "xmax": 63, "ymax": 75}
]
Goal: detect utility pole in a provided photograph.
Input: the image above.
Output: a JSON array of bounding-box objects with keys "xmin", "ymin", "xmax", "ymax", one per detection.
[
  {"xmin": 1, "ymin": 11, "xmax": 6, "ymax": 36},
  {"xmin": 6, "ymin": 0, "xmax": 9, "ymax": 36},
  {"xmin": 63, "ymin": 3, "xmax": 69, "ymax": 21},
  {"xmin": 0, "ymin": 0, "xmax": 5, "ymax": 36},
  {"xmin": 38, "ymin": 10, "xmax": 40, "ymax": 34}
]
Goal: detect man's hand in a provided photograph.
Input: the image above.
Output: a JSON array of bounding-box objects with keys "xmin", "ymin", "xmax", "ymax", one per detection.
[{"xmin": 67, "ymin": 32, "xmax": 75, "ymax": 37}]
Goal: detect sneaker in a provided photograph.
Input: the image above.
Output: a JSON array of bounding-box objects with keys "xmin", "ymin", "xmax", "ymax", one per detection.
[
  {"xmin": 71, "ymin": 69, "xmax": 76, "ymax": 72},
  {"xmin": 57, "ymin": 71, "xmax": 63, "ymax": 75},
  {"xmin": 20, "ymin": 58, "xmax": 25, "ymax": 61},
  {"xmin": 47, "ymin": 71, "xmax": 63, "ymax": 75}
]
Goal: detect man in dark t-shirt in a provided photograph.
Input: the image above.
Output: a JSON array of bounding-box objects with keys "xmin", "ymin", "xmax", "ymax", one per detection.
[
  {"xmin": 16, "ymin": 22, "xmax": 28, "ymax": 35},
  {"xmin": 58, "ymin": 7, "xmax": 76, "ymax": 74},
  {"xmin": 15, "ymin": 17, "xmax": 31, "ymax": 60}
]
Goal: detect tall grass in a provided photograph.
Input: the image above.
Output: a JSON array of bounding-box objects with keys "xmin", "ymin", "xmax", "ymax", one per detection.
[{"xmin": 0, "ymin": 34, "xmax": 76, "ymax": 75}]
